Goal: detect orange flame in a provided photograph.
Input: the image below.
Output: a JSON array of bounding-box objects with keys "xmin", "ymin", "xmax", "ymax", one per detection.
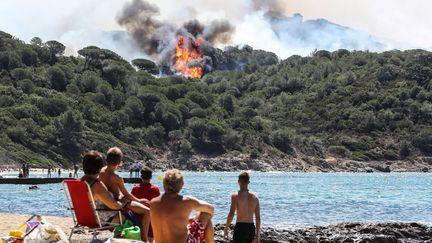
[{"xmin": 175, "ymin": 35, "xmax": 203, "ymax": 78}]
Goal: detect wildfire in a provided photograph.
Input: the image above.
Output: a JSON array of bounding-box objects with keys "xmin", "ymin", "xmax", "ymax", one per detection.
[{"xmin": 174, "ymin": 35, "xmax": 203, "ymax": 78}]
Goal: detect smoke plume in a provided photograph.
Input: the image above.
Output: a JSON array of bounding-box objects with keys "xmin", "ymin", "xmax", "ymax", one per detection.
[
  {"xmin": 116, "ymin": 0, "xmax": 235, "ymax": 76},
  {"xmin": 116, "ymin": 0, "xmax": 234, "ymax": 58}
]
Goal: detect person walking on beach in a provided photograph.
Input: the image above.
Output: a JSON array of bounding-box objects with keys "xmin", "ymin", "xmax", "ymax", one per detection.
[
  {"xmin": 150, "ymin": 169, "xmax": 215, "ymax": 243},
  {"xmin": 224, "ymin": 172, "xmax": 261, "ymax": 243},
  {"xmin": 73, "ymin": 164, "xmax": 79, "ymax": 178},
  {"xmin": 99, "ymin": 147, "xmax": 151, "ymax": 241},
  {"xmin": 131, "ymin": 167, "xmax": 161, "ymax": 242},
  {"xmin": 58, "ymin": 168, "xmax": 61, "ymax": 178},
  {"xmin": 47, "ymin": 166, "xmax": 52, "ymax": 178}
]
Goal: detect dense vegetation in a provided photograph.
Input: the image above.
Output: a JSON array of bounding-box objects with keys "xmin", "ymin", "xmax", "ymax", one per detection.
[{"xmin": 0, "ymin": 30, "xmax": 431, "ymax": 167}]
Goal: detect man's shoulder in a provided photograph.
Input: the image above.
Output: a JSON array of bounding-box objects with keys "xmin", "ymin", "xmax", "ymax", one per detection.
[
  {"xmin": 149, "ymin": 195, "xmax": 162, "ymax": 205},
  {"xmin": 183, "ymin": 195, "xmax": 196, "ymax": 201},
  {"xmin": 183, "ymin": 195, "xmax": 202, "ymax": 204},
  {"xmin": 249, "ymin": 191, "xmax": 259, "ymax": 200},
  {"xmin": 111, "ymin": 173, "xmax": 123, "ymax": 181}
]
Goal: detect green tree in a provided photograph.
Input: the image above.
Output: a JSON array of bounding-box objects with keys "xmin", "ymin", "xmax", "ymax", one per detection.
[
  {"xmin": 132, "ymin": 58, "xmax": 159, "ymax": 75},
  {"xmin": 47, "ymin": 66, "xmax": 68, "ymax": 91}
]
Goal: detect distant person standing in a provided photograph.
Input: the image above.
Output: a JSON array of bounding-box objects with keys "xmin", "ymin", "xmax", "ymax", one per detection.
[
  {"xmin": 73, "ymin": 164, "xmax": 79, "ymax": 178},
  {"xmin": 224, "ymin": 172, "xmax": 261, "ymax": 243},
  {"xmin": 21, "ymin": 163, "xmax": 26, "ymax": 178},
  {"xmin": 47, "ymin": 166, "xmax": 52, "ymax": 178},
  {"xmin": 58, "ymin": 168, "xmax": 61, "ymax": 178},
  {"xmin": 130, "ymin": 168, "xmax": 133, "ymax": 178},
  {"xmin": 26, "ymin": 164, "xmax": 30, "ymax": 178}
]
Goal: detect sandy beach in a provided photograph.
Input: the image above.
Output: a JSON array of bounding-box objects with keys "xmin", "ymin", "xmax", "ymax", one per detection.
[
  {"xmin": 2, "ymin": 214, "xmax": 432, "ymax": 242},
  {"xmin": 0, "ymin": 214, "xmax": 112, "ymax": 242}
]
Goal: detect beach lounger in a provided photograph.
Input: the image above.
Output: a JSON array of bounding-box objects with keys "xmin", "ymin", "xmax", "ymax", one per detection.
[{"xmin": 62, "ymin": 180, "xmax": 123, "ymax": 240}]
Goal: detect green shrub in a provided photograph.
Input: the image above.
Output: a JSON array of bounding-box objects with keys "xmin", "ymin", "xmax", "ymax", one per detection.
[{"xmin": 328, "ymin": 146, "xmax": 350, "ymax": 158}]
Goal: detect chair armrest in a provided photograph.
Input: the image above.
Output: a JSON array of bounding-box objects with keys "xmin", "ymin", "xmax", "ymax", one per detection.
[{"xmin": 95, "ymin": 208, "xmax": 122, "ymax": 212}]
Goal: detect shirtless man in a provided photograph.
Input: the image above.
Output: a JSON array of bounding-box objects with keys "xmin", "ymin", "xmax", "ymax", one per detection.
[
  {"xmin": 224, "ymin": 172, "xmax": 261, "ymax": 243},
  {"xmin": 80, "ymin": 150, "xmax": 124, "ymax": 214},
  {"xmin": 150, "ymin": 169, "xmax": 215, "ymax": 243},
  {"xmin": 99, "ymin": 147, "xmax": 150, "ymax": 241}
]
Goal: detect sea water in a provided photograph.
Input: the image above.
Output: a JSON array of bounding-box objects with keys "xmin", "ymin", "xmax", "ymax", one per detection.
[{"xmin": 0, "ymin": 172, "xmax": 432, "ymax": 228}]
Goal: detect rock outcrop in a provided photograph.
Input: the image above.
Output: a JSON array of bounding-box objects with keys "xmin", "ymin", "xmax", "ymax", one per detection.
[{"xmin": 214, "ymin": 222, "xmax": 432, "ymax": 242}]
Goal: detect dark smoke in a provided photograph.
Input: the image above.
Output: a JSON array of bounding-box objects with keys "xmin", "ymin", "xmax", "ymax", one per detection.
[
  {"xmin": 183, "ymin": 19, "xmax": 205, "ymax": 37},
  {"xmin": 117, "ymin": 0, "xmax": 235, "ymax": 71},
  {"xmin": 116, "ymin": 0, "xmax": 175, "ymax": 56},
  {"xmin": 183, "ymin": 19, "xmax": 234, "ymax": 44},
  {"xmin": 203, "ymin": 20, "xmax": 235, "ymax": 44}
]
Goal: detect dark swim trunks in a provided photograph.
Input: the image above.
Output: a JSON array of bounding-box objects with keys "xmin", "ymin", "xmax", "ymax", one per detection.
[{"xmin": 233, "ymin": 223, "xmax": 255, "ymax": 243}]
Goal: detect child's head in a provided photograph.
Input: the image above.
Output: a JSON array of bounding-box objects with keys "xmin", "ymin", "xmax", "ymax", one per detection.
[
  {"xmin": 106, "ymin": 147, "xmax": 123, "ymax": 167},
  {"xmin": 140, "ymin": 167, "xmax": 153, "ymax": 181}
]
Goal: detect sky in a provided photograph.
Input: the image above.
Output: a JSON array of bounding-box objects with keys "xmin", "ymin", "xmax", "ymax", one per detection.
[{"xmin": 0, "ymin": 0, "xmax": 431, "ymax": 59}]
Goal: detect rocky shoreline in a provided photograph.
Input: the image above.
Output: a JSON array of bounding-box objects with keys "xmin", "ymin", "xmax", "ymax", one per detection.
[
  {"xmin": 1, "ymin": 215, "xmax": 431, "ymax": 242},
  {"xmin": 214, "ymin": 222, "xmax": 432, "ymax": 242},
  {"xmin": 142, "ymin": 154, "xmax": 432, "ymax": 173},
  {"xmin": 2, "ymin": 154, "xmax": 432, "ymax": 173}
]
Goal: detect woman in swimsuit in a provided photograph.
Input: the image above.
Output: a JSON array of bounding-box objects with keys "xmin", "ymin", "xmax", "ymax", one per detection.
[{"xmin": 80, "ymin": 150, "xmax": 149, "ymax": 242}]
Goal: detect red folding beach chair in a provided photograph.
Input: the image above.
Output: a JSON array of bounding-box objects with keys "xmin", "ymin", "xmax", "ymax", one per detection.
[{"xmin": 62, "ymin": 179, "xmax": 123, "ymax": 240}]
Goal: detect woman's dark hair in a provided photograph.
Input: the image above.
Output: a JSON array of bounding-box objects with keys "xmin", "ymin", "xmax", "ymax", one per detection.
[
  {"xmin": 140, "ymin": 167, "xmax": 153, "ymax": 180},
  {"xmin": 82, "ymin": 150, "xmax": 105, "ymax": 175}
]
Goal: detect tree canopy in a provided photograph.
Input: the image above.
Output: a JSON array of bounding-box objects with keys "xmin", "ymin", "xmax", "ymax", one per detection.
[{"xmin": 0, "ymin": 31, "xmax": 431, "ymax": 167}]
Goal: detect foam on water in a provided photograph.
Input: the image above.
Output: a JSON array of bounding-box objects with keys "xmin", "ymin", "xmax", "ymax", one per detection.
[{"xmin": 1, "ymin": 172, "xmax": 432, "ymax": 228}]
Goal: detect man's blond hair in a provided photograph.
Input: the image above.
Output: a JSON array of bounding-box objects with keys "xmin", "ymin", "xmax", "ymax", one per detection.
[
  {"xmin": 106, "ymin": 147, "xmax": 123, "ymax": 166},
  {"xmin": 163, "ymin": 169, "xmax": 184, "ymax": 193}
]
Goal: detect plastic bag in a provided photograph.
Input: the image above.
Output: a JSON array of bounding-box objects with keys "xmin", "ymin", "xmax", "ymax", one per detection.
[
  {"xmin": 25, "ymin": 225, "xmax": 68, "ymax": 243},
  {"xmin": 114, "ymin": 220, "xmax": 141, "ymax": 241}
]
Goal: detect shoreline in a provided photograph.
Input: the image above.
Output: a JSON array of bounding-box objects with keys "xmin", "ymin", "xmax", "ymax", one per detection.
[
  {"xmin": 1, "ymin": 214, "xmax": 431, "ymax": 242},
  {"xmin": 3, "ymin": 155, "xmax": 432, "ymax": 173}
]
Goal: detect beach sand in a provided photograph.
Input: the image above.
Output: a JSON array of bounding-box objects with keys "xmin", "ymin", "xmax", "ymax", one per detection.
[{"xmin": 0, "ymin": 214, "xmax": 112, "ymax": 242}]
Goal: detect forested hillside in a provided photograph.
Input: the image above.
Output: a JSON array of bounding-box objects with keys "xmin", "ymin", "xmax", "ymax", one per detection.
[{"xmin": 0, "ymin": 30, "xmax": 431, "ymax": 167}]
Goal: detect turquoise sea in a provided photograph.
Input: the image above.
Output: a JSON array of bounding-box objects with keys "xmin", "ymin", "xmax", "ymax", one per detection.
[{"xmin": 1, "ymin": 172, "xmax": 432, "ymax": 228}]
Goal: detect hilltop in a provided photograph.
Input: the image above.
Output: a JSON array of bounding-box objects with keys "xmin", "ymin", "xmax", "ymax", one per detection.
[{"xmin": 0, "ymin": 30, "xmax": 431, "ymax": 171}]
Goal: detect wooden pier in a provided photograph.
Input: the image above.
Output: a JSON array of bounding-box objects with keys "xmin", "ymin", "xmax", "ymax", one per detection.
[{"xmin": 0, "ymin": 177, "xmax": 141, "ymax": 184}]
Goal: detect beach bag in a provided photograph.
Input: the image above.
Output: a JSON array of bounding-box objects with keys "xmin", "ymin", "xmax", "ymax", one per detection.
[
  {"xmin": 25, "ymin": 225, "xmax": 68, "ymax": 243},
  {"xmin": 114, "ymin": 220, "xmax": 141, "ymax": 241},
  {"xmin": 2, "ymin": 215, "xmax": 67, "ymax": 243}
]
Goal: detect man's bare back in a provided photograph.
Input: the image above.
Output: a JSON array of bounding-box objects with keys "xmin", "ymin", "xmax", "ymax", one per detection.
[
  {"xmin": 99, "ymin": 168, "xmax": 122, "ymax": 199},
  {"xmin": 224, "ymin": 172, "xmax": 261, "ymax": 243},
  {"xmin": 151, "ymin": 169, "xmax": 214, "ymax": 243},
  {"xmin": 232, "ymin": 190, "xmax": 259, "ymax": 223},
  {"xmin": 150, "ymin": 194, "xmax": 199, "ymax": 242}
]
